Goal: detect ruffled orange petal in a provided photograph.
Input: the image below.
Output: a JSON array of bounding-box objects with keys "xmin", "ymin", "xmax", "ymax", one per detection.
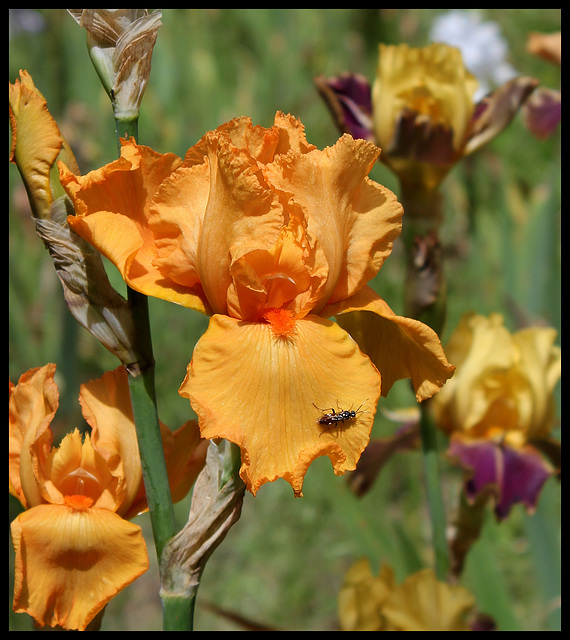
[
  {"xmin": 159, "ymin": 420, "xmax": 209, "ymax": 505},
  {"xmin": 9, "ymin": 70, "xmax": 80, "ymax": 218},
  {"xmin": 325, "ymin": 286, "xmax": 455, "ymax": 401},
  {"xmin": 61, "ymin": 140, "xmax": 209, "ymax": 310},
  {"xmin": 227, "ymin": 216, "xmax": 326, "ymax": 320},
  {"xmin": 179, "ymin": 313, "xmax": 381, "ymax": 496},
  {"xmin": 9, "ymin": 364, "xmax": 59, "ymax": 509},
  {"xmin": 265, "ymin": 134, "xmax": 403, "ymax": 311},
  {"xmin": 78, "ymin": 367, "xmax": 143, "ymax": 514},
  {"xmin": 193, "ymin": 128, "xmax": 285, "ymax": 315},
  {"xmin": 184, "ymin": 111, "xmax": 316, "ymax": 166},
  {"xmin": 148, "ymin": 162, "xmax": 210, "ymax": 293},
  {"xmin": 11, "ymin": 504, "xmax": 148, "ymax": 631}
]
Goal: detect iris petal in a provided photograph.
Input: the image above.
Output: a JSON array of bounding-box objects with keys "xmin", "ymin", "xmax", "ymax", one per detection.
[
  {"xmin": 11, "ymin": 504, "xmax": 148, "ymax": 631},
  {"xmin": 180, "ymin": 313, "xmax": 381, "ymax": 496}
]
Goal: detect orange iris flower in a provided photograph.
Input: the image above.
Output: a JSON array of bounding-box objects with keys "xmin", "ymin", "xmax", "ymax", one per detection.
[
  {"xmin": 60, "ymin": 113, "xmax": 454, "ymax": 496},
  {"xmin": 9, "ymin": 364, "xmax": 208, "ymax": 630}
]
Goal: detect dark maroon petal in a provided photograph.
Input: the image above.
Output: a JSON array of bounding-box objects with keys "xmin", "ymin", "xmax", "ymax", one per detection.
[
  {"xmin": 448, "ymin": 439, "xmax": 501, "ymax": 501},
  {"xmin": 521, "ymin": 87, "xmax": 561, "ymax": 140},
  {"xmin": 389, "ymin": 108, "xmax": 456, "ymax": 165},
  {"xmin": 314, "ymin": 73, "xmax": 375, "ymax": 141},
  {"xmin": 495, "ymin": 445, "xmax": 554, "ymax": 519},
  {"xmin": 447, "ymin": 437, "xmax": 554, "ymax": 520}
]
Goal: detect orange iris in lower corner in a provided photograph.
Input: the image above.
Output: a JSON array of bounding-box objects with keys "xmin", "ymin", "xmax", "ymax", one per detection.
[{"xmin": 9, "ymin": 364, "xmax": 208, "ymax": 630}]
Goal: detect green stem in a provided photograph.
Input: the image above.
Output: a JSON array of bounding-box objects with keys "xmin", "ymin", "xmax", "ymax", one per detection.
[
  {"xmin": 419, "ymin": 400, "xmax": 450, "ymax": 580},
  {"xmin": 115, "ymin": 115, "xmax": 177, "ymax": 563},
  {"xmin": 114, "ymin": 115, "xmax": 140, "ymax": 152},
  {"xmin": 399, "ymin": 181, "xmax": 450, "ymax": 580},
  {"xmin": 161, "ymin": 595, "xmax": 196, "ymax": 631},
  {"xmin": 124, "ymin": 291, "xmax": 176, "ymax": 562}
]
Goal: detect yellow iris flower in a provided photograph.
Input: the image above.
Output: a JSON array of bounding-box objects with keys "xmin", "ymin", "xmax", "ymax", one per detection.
[
  {"xmin": 432, "ymin": 313, "xmax": 561, "ymax": 518},
  {"xmin": 339, "ymin": 558, "xmax": 476, "ymax": 631}
]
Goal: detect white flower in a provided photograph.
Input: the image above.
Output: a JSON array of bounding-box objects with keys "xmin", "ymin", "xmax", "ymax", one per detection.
[{"xmin": 430, "ymin": 10, "xmax": 518, "ymax": 101}]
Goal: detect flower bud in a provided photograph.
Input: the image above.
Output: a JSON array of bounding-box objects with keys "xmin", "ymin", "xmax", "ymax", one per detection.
[
  {"xmin": 67, "ymin": 9, "xmax": 162, "ymax": 122},
  {"xmin": 9, "ymin": 70, "xmax": 149, "ymax": 367}
]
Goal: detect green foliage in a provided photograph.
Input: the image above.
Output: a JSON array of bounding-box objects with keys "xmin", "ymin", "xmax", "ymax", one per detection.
[{"xmin": 9, "ymin": 9, "xmax": 560, "ymax": 631}]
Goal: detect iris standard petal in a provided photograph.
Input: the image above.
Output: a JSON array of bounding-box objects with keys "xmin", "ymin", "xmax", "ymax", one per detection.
[
  {"xmin": 9, "ymin": 364, "xmax": 59, "ymax": 509},
  {"xmin": 78, "ymin": 367, "xmax": 144, "ymax": 514},
  {"xmin": 61, "ymin": 140, "xmax": 197, "ymax": 307},
  {"xmin": 265, "ymin": 134, "xmax": 403, "ymax": 310}
]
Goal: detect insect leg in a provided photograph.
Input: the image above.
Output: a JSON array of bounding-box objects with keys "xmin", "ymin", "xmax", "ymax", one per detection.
[{"xmin": 312, "ymin": 402, "xmax": 336, "ymax": 414}]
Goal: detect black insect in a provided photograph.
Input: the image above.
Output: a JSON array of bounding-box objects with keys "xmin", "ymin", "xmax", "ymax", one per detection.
[{"xmin": 313, "ymin": 400, "xmax": 367, "ymax": 436}]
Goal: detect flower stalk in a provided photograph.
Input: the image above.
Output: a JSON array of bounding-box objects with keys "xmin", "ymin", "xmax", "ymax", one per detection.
[
  {"xmin": 396, "ymin": 170, "xmax": 451, "ymax": 579},
  {"xmin": 114, "ymin": 111, "xmax": 178, "ymax": 563},
  {"xmin": 418, "ymin": 400, "xmax": 450, "ymax": 580},
  {"xmin": 126, "ymin": 355, "xmax": 176, "ymax": 562}
]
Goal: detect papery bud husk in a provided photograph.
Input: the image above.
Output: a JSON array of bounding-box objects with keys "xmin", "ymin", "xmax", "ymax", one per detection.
[
  {"xmin": 160, "ymin": 441, "xmax": 245, "ymax": 601},
  {"xmin": 67, "ymin": 9, "xmax": 162, "ymax": 121},
  {"xmin": 35, "ymin": 195, "xmax": 147, "ymax": 367}
]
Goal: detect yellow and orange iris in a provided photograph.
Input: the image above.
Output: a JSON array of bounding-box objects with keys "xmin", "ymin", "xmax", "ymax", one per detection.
[
  {"xmin": 60, "ymin": 112, "xmax": 454, "ymax": 497},
  {"xmin": 9, "ymin": 364, "xmax": 207, "ymax": 630}
]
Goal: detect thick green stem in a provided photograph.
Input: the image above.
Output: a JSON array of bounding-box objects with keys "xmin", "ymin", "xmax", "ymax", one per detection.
[
  {"xmin": 161, "ymin": 594, "xmax": 197, "ymax": 631},
  {"xmin": 418, "ymin": 401, "xmax": 450, "ymax": 580},
  {"xmin": 125, "ymin": 336, "xmax": 176, "ymax": 564},
  {"xmin": 115, "ymin": 115, "xmax": 140, "ymax": 151},
  {"xmin": 126, "ymin": 366, "xmax": 176, "ymax": 560},
  {"xmin": 400, "ymin": 181, "xmax": 450, "ymax": 580},
  {"xmin": 116, "ymin": 115, "xmax": 177, "ymax": 563}
]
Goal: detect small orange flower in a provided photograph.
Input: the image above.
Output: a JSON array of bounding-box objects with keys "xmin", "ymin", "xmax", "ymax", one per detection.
[
  {"xmin": 9, "ymin": 364, "xmax": 207, "ymax": 630},
  {"xmin": 60, "ymin": 113, "xmax": 454, "ymax": 496}
]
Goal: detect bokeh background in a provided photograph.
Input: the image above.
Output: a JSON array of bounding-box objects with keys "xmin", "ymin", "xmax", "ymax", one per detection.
[{"xmin": 9, "ymin": 9, "xmax": 560, "ymax": 631}]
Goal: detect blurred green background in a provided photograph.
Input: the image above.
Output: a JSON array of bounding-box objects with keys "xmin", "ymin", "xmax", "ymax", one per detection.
[{"xmin": 9, "ymin": 9, "xmax": 560, "ymax": 631}]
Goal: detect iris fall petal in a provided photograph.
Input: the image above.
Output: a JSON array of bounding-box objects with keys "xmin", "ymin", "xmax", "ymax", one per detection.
[
  {"xmin": 11, "ymin": 504, "xmax": 148, "ymax": 631},
  {"xmin": 328, "ymin": 287, "xmax": 455, "ymax": 401},
  {"xmin": 180, "ymin": 313, "xmax": 381, "ymax": 496}
]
